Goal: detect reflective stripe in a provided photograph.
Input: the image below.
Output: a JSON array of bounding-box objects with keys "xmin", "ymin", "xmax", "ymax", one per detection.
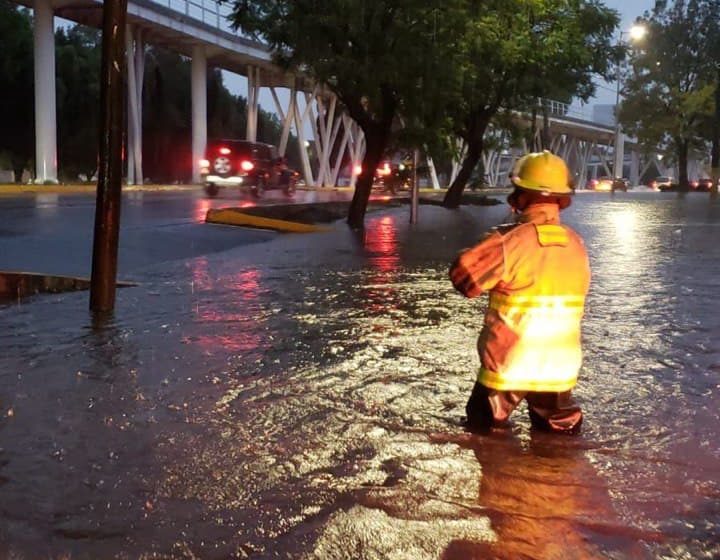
[
  {"xmin": 536, "ymin": 224, "xmax": 569, "ymax": 246},
  {"xmin": 477, "ymin": 366, "xmax": 578, "ymax": 392},
  {"xmin": 489, "ymin": 293, "xmax": 585, "ymax": 311}
]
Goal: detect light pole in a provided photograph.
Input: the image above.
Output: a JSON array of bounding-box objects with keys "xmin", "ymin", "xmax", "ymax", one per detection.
[{"xmin": 613, "ymin": 24, "xmax": 647, "ymax": 180}]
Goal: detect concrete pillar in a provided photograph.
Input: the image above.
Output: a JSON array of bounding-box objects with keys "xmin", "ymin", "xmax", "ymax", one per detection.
[
  {"xmin": 613, "ymin": 132, "xmax": 625, "ymax": 179},
  {"xmin": 191, "ymin": 45, "xmax": 207, "ymax": 184},
  {"xmin": 427, "ymin": 155, "xmax": 440, "ymax": 189},
  {"xmin": 33, "ymin": 0, "xmax": 58, "ymax": 184},
  {"xmin": 126, "ymin": 26, "xmax": 144, "ymax": 185},
  {"xmin": 630, "ymin": 150, "xmax": 640, "ymax": 186},
  {"xmin": 293, "ymin": 91, "xmax": 314, "ymax": 186},
  {"xmin": 245, "ymin": 66, "xmax": 259, "ymax": 142}
]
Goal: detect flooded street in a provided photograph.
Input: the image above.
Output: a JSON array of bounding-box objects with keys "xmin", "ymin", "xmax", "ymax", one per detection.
[{"xmin": 0, "ymin": 192, "xmax": 718, "ymax": 558}]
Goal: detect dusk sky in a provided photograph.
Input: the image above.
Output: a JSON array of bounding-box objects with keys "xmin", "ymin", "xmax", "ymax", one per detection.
[{"xmin": 592, "ymin": 0, "xmax": 657, "ymax": 106}]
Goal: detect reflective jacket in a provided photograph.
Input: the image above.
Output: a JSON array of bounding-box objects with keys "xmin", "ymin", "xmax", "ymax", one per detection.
[{"xmin": 450, "ymin": 203, "xmax": 590, "ymax": 392}]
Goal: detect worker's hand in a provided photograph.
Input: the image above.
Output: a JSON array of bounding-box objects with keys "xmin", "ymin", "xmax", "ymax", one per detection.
[{"xmin": 449, "ymin": 252, "xmax": 483, "ymax": 298}]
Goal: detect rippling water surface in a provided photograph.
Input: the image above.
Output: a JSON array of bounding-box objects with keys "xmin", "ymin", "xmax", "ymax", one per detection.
[{"xmin": 0, "ymin": 192, "xmax": 718, "ymax": 558}]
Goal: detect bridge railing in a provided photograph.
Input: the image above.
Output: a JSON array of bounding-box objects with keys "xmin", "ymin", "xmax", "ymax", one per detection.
[
  {"xmin": 157, "ymin": 0, "xmax": 235, "ymax": 32},
  {"xmin": 537, "ymin": 98, "xmax": 602, "ymax": 125}
]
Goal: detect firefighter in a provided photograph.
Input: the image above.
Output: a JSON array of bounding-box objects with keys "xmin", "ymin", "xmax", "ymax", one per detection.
[{"xmin": 450, "ymin": 151, "xmax": 591, "ymax": 435}]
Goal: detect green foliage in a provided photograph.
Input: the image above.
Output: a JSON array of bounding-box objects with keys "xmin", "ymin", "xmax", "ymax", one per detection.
[
  {"xmin": 229, "ymin": 0, "xmax": 471, "ymax": 224},
  {"xmin": 442, "ymin": 0, "xmax": 618, "ymax": 204},
  {"xmin": 0, "ymin": 0, "xmax": 34, "ymax": 181},
  {"xmin": 56, "ymin": 25, "xmax": 102, "ymax": 181},
  {"xmin": 619, "ymin": 0, "xmax": 718, "ymax": 184},
  {"xmin": 230, "ymin": 0, "xmax": 465, "ymax": 128},
  {"xmin": 0, "ymin": 6, "xmax": 292, "ymax": 183}
]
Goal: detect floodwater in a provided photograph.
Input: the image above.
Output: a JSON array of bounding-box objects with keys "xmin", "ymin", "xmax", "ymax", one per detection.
[{"xmin": 0, "ymin": 191, "xmax": 718, "ymax": 559}]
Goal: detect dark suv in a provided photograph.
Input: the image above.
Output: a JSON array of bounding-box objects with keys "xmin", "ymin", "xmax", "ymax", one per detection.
[{"xmin": 200, "ymin": 140, "xmax": 299, "ymax": 197}]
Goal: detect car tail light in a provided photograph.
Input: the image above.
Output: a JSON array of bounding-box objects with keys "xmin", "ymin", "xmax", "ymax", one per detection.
[
  {"xmin": 219, "ymin": 147, "xmax": 231, "ymax": 155},
  {"xmin": 240, "ymin": 160, "xmax": 254, "ymax": 171},
  {"xmin": 199, "ymin": 159, "xmax": 210, "ymax": 168},
  {"xmin": 377, "ymin": 163, "xmax": 391, "ymax": 176},
  {"xmin": 651, "ymin": 180, "xmax": 657, "ymax": 188},
  {"xmin": 353, "ymin": 164, "xmax": 362, "ymax": 176}
]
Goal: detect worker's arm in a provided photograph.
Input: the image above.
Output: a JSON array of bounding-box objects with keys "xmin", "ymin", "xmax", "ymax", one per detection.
[{"xmin": 449, "ymin": 232, "xmax": 505, "ymax": 298}]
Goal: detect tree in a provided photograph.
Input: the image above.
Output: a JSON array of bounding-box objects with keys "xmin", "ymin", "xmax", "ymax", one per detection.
[
  {"xmin": 442, "ymin": 0, "xmax": 618, "ymax": 207},
  {"xmin": 619, "ymin": 0, "xmax": 717, "ymax": 190},
  {"xmin": 56, "ymin": 25, "xmax": 102, "ymax": 181},
  {"xmin": 229, "ymin": 0, "xmax": 468, "ymax": 227},
  {"xmin": 704, "ymin": 1, "xmax": 720, "ymax": 194},
  {"xmin": 0, "ymin": 0, "xmax": 34, "ymax": 182}
]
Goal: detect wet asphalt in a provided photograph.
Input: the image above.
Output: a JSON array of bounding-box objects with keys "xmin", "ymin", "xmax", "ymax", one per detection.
[{"xmin": 0, "ymin": 189, "xmax": 719, "ymax": 559}]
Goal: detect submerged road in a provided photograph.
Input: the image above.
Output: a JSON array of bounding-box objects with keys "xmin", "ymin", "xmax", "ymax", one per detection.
[
  {"xmin": 0, "ymin": 189, "xmax": 719, "ymax": 558},
  {"xmin": 0, "ymin": 187, "xmax": 356, "ymax": 278}
]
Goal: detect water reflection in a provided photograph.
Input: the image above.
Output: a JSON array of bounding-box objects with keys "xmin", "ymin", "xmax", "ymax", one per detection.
[
  {"xmin": 34, "ymin": 193, "xmax": 60, "ymax": 217},
  {"xmin": 187, "ymin": 257, "xmax": 266, "ymax": 354},
  {"xmin": 3, "ymin": 196, "xmax": 720, "ymax": 556},
  {"xmin": 436, "ymin": 430, "xmax": 653, "ymax": 559},
  {"xmin": 359, "ymin": 215, "xmax": 401, "ymax": 315},
  {"xmin": 608, "ymin": 207, "xmax": 638, "ymax": 247},
  {"xmin": 192, "ymin": 198, "xmax": 211, "ymax": 222}
]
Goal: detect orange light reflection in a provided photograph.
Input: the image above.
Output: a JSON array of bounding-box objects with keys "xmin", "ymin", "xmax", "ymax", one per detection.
[
  {"xmin": 362, "ymin": 215, "xmax": 401, "ymax": 315},
  {"xmin": 188, "ymin": 258, "xmax": 266, "ymax": 354}
]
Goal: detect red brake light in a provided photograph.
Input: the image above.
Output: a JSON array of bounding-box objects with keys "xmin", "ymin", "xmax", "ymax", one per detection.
[
  {"xmin": 240, "ymin": 160, "xmax": 254, "ymax": 171},
  {"xmin": 219, "ymin": 147, "xmax": 231, "ymax": 155},
  {"xmin": 199, "ymin": 159, "xmax": 210, "ymax": 167},
  {"xmin": 353, "ymin": 164, "xmax": 362, "ymax": 175}
]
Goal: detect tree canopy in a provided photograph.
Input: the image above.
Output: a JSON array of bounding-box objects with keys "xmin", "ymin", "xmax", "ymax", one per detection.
[
  {"xmin": 441, "ymin": 0, "xmax": 619, "ymax": 206},
  {"xmin": 229, "ymin": 0, "xmax": 620, "ymax": 220},
  {"xmin": 619, "ymin": 0, "xmax": 719, "ymax": 189},
  {"xmin": 0, "ymin": 0, "xmax": 34, "ymax": 181},
  {"xmin": 229, "ymin": 0, "xmax": 468, "ymax": 227}
]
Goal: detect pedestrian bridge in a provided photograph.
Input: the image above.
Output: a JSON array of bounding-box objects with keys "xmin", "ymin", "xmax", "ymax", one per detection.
[{"xmin": 14, "ymin": 0, "xmax": 653, "ymax": 188}]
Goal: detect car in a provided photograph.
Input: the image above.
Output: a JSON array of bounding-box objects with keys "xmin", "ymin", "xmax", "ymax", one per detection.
[
  {"xmin": 371, "ymin": 161, "xmax": 408, "ymax": 194},
  {"xmin": 650, "ymin": 176, "xmax": 675, "ymax": 191},
  {"xmin": 691, "ymin": 177, "xmax": 715, "ymax": 192},
  {"xmin": 588, "ymin": 176, "xmax": 629, "ymax": 192},
  {"xmin": 200, "ymin": 140, "xmax": 299, "ymax": 198}
]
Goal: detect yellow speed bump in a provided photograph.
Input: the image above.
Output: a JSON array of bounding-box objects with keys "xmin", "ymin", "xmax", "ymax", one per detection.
[{"xmin": 206, "ymin": 208, "xmax": 331, "ymax": 233}]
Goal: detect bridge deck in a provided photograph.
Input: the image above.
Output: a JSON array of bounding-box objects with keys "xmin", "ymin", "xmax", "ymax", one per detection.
[{"xmin": 16, "ymin": 0, "xmax": 302, "ymax": 87}]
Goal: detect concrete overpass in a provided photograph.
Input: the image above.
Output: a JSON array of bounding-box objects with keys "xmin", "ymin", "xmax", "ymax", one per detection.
[
  {"xmin": 14, "ymin": 0, "xmax": 314, "ymax": 184},
  {"xmin": 11, "ymin": 0, "xmax": 655, "ymax": 189}
]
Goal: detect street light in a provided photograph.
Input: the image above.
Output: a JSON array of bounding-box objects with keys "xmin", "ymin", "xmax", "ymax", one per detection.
[{"xmin": 613, "ymin": 24, "xmax": 647, "ymax": 180}]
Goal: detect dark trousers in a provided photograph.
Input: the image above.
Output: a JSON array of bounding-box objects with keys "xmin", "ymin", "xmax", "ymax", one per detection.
[{"xmin": 466, "ymin": 382, "xmax": 583, "ymax": 435}]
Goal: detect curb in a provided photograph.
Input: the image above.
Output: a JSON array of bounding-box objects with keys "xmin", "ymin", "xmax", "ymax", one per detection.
[
  {"xmin": 205, "ymin": 208, "xmax": 331, "ymax": 233},
  {"xmin": 0, "ymin": 184, "xmax": 202, "ymax": 196},
  {"xmin": 0, "ymin": 271, "xmax": 137, "ymax": 301}
]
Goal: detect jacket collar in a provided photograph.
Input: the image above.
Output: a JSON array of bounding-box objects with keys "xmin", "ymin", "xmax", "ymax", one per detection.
[{"xmin": 518, "ymin": 203, "xmax": 561, "ymax": 225}]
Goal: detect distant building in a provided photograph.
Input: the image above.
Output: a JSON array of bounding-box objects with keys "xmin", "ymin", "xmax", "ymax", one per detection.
[{"xmin": 592, "ymin": 104, "xmax": 616, "ymax": 127}]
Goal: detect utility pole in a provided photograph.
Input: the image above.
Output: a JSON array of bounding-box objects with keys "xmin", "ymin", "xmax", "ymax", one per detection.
[
  {"xmin": 90, "ymin": 0, "xmax": 128, "ymax": 313},
  {"xmin": 712, "ymin": 66, "xmax": 720, "ymax": 196},
  {"xmin": 410, "ymin": 149, "xmax": 419, "ymax": 224}
]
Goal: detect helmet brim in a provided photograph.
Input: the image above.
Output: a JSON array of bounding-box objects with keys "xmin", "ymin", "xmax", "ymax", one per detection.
[{"xmin": 511, "ymin": 176, "xmax": 573, "ymax": 195}]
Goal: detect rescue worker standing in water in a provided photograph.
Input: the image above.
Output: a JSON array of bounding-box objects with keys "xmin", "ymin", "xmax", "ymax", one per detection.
[{"xmin": 450, "ymin": 151, "xmax": 590, "ymax": 435}]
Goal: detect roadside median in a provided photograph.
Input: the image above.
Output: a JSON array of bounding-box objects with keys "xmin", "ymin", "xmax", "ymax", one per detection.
[
  {"xmin": 0, "ymin": 271, "xmax": 137, "ymax": 302},
  {"xmin": 205, "ymin": 200, "xmax": 406, "ymax": 233},
  {"xmin": 206, "ymin": 207, "xmax": 332, "ymax": 233},
  {"xmin": 205, "ymin": 194, "xmax": 504, "ymax": 233}
]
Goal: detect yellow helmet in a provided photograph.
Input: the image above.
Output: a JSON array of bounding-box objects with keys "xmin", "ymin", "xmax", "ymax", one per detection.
[{"xmin": 510, "ymin": 151, "xmax": 572, "ymax": 195}]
